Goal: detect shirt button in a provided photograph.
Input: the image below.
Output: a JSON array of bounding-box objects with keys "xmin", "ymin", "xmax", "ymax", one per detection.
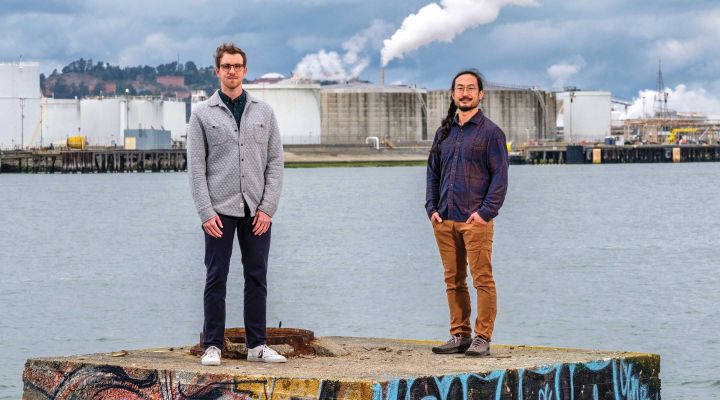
[{"xmin": 241, "ymin": 158, "xmax": 244, "ymax": 161}]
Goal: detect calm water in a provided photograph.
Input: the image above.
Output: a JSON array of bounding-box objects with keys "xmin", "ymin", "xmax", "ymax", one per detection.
[{"xmin": 1, "ymin": 164, "xmax": 719, "ymax": 399}]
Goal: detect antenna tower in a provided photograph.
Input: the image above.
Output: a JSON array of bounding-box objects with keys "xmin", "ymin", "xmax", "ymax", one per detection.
[{"xmin": 654, "ymin": 59, "xmax": 668, "ymax": 118}]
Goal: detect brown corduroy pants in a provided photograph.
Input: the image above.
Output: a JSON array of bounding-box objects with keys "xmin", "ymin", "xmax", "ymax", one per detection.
[{"xmin": 432, "ymin": 219, "xmax": 496, "ymax": 341}]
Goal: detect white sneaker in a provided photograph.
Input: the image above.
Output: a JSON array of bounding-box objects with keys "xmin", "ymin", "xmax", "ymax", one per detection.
[
  {"xmin": 201, "ymin": 346, "xmax": 221, "ymax": 366},
  {"xmin": 247, "ymin": 344, "xmax": 287, "ymax": 363}
]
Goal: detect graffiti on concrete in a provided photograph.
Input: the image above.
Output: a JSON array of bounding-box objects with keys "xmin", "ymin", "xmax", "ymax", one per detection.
[
  {"xmin": 372, "ymin": 358, "xmax": 660, "ymax": 400},
  {"xmin": 22, "ymin": 361, "xmax": 371, "ymax": 400},
  {"xmin": 23, "ymin": 357, "xmax": 659, "ymax": 399}
]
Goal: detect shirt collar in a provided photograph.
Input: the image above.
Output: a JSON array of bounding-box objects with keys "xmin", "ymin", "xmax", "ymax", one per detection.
[
  {"xmin": 453, "ymin": 109, "xmax": 484, "ymax": 126},
  {"xmin": 218, "ymin": 89, "xmax": 246, "ymax": 104}
]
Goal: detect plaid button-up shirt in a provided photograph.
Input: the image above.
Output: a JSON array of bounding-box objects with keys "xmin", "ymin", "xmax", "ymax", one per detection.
[{"xmin": 425, "ymin": 110, "xmax": 509, "ymax": 223}]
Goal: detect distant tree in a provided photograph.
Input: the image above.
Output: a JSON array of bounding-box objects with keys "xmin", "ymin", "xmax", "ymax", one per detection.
[
  {"xmin": 157, "ymin": 61, "xmax": 179, "ymax": 76},
  {"xmin": 76, "ymin": 81, "xmax": 89, "ymax": 98},
  {"xmin": 90, "ymin": 84, "xmax": 104, "ymax": 96},
  {"xmin": 142, "ymin": 65, "xmax": 156, "ymax": 80},
  {"xmin": 53, "ymin": 80, "xmax": 72, "ymax": 98}
]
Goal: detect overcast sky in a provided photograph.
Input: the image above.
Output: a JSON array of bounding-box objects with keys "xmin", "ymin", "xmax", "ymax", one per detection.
[{"xmin": 1, "ymin": 0, "xmax": 718, "ymax": 113}]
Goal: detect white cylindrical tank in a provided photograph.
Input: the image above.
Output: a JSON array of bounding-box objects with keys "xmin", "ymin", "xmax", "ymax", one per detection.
[
  {"xmin": 0, "ymin": 62, "xmax": 41, "ymax": 149},
  {"xmin": 562, "ymin": 91, "xmax": 611, "ymax": 143},
  {"xmin": 245, "ymin": 82, "xmax": 322, "ymax": 145},
  {"xmin": 161, "ymin": 100, "xmax": 187, "ymax": 142},
  {"xmin": 80, "ymin": 98, "xmax": 124, "ymax": 146},
  {"xmin": 78, "ymin": 97, "xmax": 187, "ymax": 147},
  {"xmin": 128, "ymin": 99, "xmax": 163, "ymax": 131},
  {"xmin": 41, "ymin": 98, "xmax": 81, "ymax": 146}
]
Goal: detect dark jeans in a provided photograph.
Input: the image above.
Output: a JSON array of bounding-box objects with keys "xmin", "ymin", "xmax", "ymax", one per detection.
[{"xmin": 203, "ymin": 208, "xmax": 271, "ymax": 350}]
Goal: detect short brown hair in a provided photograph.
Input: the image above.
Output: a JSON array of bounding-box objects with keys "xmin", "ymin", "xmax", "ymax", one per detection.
[{"xmin": 214, "ymin": 43, "xmax": 247, "ymax": 68}]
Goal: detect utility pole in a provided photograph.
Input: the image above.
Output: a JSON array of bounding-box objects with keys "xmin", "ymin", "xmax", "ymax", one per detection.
[
  {"xmin": 568, "ymin": 91, "xmax": 575, "ymax": 143},
  {"xmin": 19, "ymin": 97, "xmax": 25, "ymax": 149}
]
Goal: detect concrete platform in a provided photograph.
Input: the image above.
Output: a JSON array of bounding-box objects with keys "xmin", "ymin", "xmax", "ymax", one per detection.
[{"xmin": 23, "ymin": 336, "xmax": 660, "ymax": 399}]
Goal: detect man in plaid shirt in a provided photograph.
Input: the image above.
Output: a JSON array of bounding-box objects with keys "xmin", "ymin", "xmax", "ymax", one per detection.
[{"xmin": 426, "ymin": 69, "xmax": 509, "ymax": 357}]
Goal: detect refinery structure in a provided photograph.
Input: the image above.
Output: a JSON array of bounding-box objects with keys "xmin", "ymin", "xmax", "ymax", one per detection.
[
  {"xmin": 1, "ymin": 62, "xmax": 185, "ymax": 150},
  {"xmin": 2, "ymin": 61, "xmax": 719, "ymax": 153},
  {"xmin": 221, "ymin": 76, "xmax": 557, "ymax": 147},
  {"xmin": 1, "ymin": 62, "xmax": 558, "ymax": 150}
]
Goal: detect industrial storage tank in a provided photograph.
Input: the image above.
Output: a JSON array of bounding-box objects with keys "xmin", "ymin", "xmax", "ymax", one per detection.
[
  {"xmin": 79, "ymin": 97, "xmax": 186, "ymax": 147},
  {"xmin": 127, "ymin": 98, "xmax": 186, "ymax": 142},
  {"xmin": 245, "ymin": 82, "xmax": 322, "ymax": 145},
  {"xmin": 320, "ymin": 83, "xmax": 427, "ymax": 145},
  {"xmin": 0, "ymin": 62, "xmax": 41, "ymax": 149},
  {"xmin": 41, "ymin": 98, "xmax": 81, "ymax": 147},
  {"xmin": 561, "ymin": 91, "xmax": 611, "ymax": 143},
  {"xmin": 80, "ymin": 98, "xmax": 124, "ymax": 146},
  {"xmin": 427, "ymin": 85, "xmax": 557, "ymax": 144}
]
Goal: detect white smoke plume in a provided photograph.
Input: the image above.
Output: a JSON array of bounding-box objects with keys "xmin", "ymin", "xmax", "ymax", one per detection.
[
  {"xmin": 547, "ymin": 56, "xmax": 586, "ymax": 89},
  {"xmin": 623, "ymin": 85, "xmax": 720, "ymax": 119},
  {"xmin": 293, "ymin": 20, "xmax": 392, "ymax": 81},
  {"xmin": 381, "ymin": 0, "xmax": 538, "ymax": 67},
  {"xmin": 293, "ymin": 50, "xmax": 347, "ymax": 81}
]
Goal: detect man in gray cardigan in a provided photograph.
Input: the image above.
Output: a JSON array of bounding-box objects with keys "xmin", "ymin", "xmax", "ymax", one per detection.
[{"xmin": 187, "ymin": 43, "xmax": 285, "ymax": 365}]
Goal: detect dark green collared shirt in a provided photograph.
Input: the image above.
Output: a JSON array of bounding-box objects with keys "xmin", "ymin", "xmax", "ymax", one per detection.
[{"xmin": 218, "ymin": 89, "xmax": 247, "ymax": 128}]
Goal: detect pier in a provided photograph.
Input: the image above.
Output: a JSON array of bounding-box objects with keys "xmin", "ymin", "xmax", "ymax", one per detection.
[
  {"xmin": 3, "ymin": 144, "xmax": 720, "ymax": 173},
  {"xmin": 524, "ymin": 144, "xmax": 720, "ymax": 165},
  {"xmin": 22, "ymin": 335, "xmax": 660, "ymax": 399},
  {"xmin": 0, "ymin": 149, "xmax": 187, "ymax": 173}
]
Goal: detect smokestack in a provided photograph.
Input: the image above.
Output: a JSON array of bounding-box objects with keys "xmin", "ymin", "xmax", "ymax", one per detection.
[{"xmin": 380, "ymin": 67, "xmax": 385, "ymax": 86}]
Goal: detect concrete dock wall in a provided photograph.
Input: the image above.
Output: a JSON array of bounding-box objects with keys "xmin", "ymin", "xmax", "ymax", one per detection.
[
  {"xmin": 23, "ymin": 337, "xmax": 660, "ymax": 399},
  {"xmin": 22, "ymin": 356, "xmax": 660, "ymax": 399}
]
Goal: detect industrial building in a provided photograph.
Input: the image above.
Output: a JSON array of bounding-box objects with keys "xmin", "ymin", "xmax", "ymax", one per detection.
[
  {"xmin": 124, "ymin": 128, "xmax": 172, "ymax": 150},
  {"xmin": 320, "ymin": 83, "xmax": 427, "ymax": 145},
  {"xmin": 201, "ymin": 81, "xmax": 428, "ymax": 146},
  {"xmin": 557, "ymin": 91, "xmax": 612, "ymax": 143},
  {"xmin": 38, "ymin": 97, "xmax": 186, "ymax": 148},
  {"xmin": 0, "ymin": 62, "xmax": 42, "ymax": 149},
  {"xmin": 241, "ymin": 81, "xmax": 555, "ymax": 146},
  {"xmin": 1, "ymin": 61, "xmax": 186, "ymax": 149},
  {"xmin": 244, "ymin": 82, "xmax": 322, "ymax": 145},
  {"xmin": 4, "ymin": 61, "xmax": 558, "ymax": 149},
  {"xmin": 427, "ymin": 84, "xmax": 557, "ymax": 145},
  {"xmin": 79, "ymin": 97, "xmax": 186, "ymax": 146}
]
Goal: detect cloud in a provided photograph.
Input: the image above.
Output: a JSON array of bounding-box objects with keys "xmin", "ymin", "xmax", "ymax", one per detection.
[
  {"xmin": 292, "ymin": 20, "xmax": 392, "ymax": 80},
  {"xmin": 292, "ymin": 50, "xmax": 347, "ymax": 81},
  {"xmin": 624, "ymin": 84, "xmax": 720, "ymax": 119},
  {"xmin": 380, "ymin": 0, "xmax": 538, "ymax": 67},
  {"xmin": 0, "ymin": 0, "xmax": 718, "ymax": 99},
  {"xmin": 287, "ymin": 35, "xmax": 339, "ymax": 53},
  {"xmin": 547, "ymin": 56, "xmax": 585, "ymax": 89}
]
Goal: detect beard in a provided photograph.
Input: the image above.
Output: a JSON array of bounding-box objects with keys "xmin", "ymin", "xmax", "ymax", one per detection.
[{"xmin": 454, "ymin": 96, "xmax": 479, "ymax": 112}]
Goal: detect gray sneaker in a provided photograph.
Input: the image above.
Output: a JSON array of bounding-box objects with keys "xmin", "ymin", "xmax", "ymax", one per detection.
[
  {"xmin": 464, "ymin": 336, "xmax": 490, "ymax": 357},
  {"xmin": 432, "ymin": 335, "xmax": 472, "ymax": 354}
]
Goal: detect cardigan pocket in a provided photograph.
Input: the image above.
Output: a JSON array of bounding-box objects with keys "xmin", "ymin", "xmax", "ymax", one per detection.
[
  {"xmin": 207, "ymin": 125, "xmax": 236, "ymax": 147},
  {"xmin": 253, "ymin": 123, "xmax": 269, "ymax": 144}
]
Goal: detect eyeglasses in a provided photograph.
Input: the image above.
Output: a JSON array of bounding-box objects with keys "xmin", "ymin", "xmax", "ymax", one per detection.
[
  {"xmin": 454, "ymin": 86, "xmax": 478, "ymax": 93},
  {"xmin": 220, "ymin": 64, "xmax": 245, "ymax": 71}
]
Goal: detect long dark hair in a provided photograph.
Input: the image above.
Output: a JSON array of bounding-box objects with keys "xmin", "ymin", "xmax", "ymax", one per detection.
[{"xmin": 430, "ymin": 69, "xmax": 484, "ymax": 154}]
